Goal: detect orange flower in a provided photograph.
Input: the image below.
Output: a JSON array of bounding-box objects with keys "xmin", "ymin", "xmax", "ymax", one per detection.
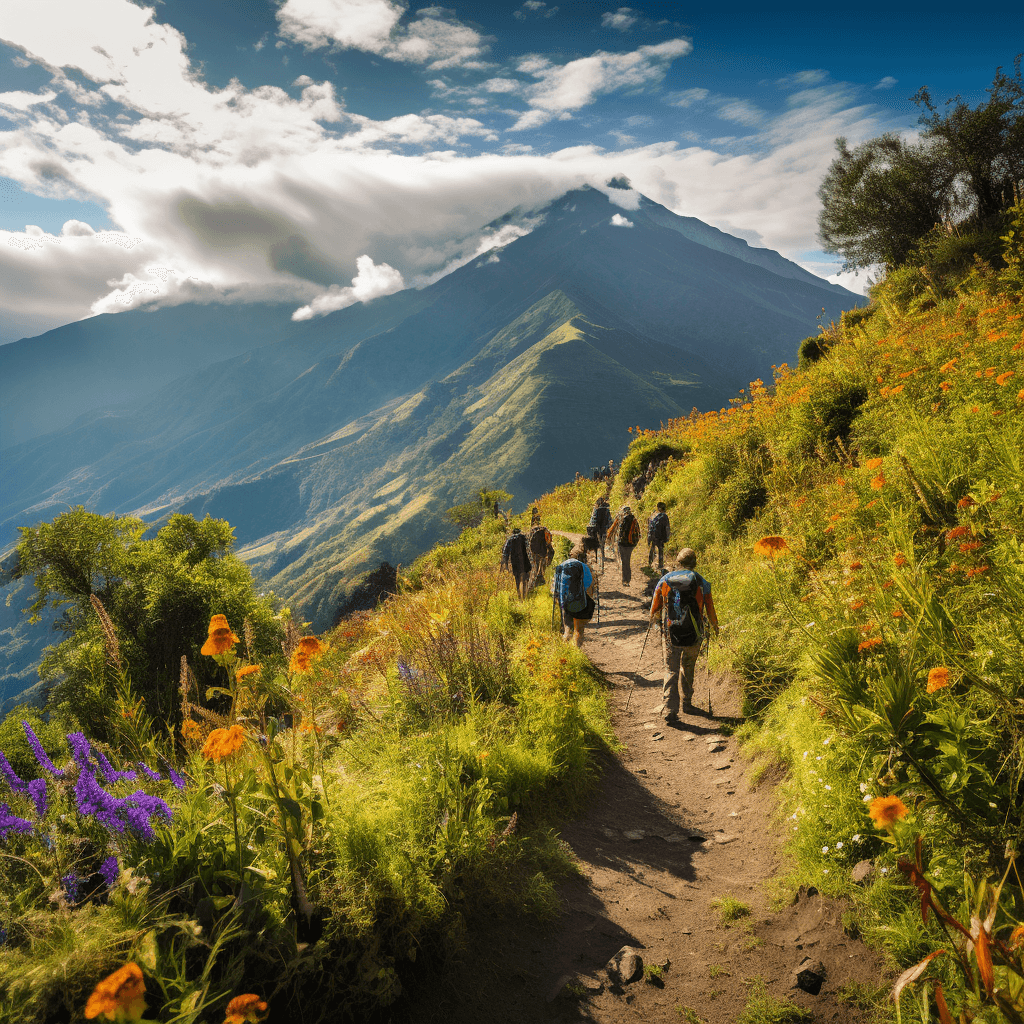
[
  {"xmin": 965, "ymin": 566, "xmax": 990, "ymax": 578},
  {"xmin": 957, "ymin": 496, "xmax": 976, "ymax": 509},
  {"xmin": 858, "ymin": 636, "xmax": 883, "ymax": 651},
  {"xmin": 1018, "ymin": 388, "xmax": 1024, "ymax": 402},
  {"xmin": 84, "ymin": 963, "xmax": 146, "ymax": 1020},
  {"xmin": 996, "ymin": 371, "xmax": 1015, "ymax": 386},
  {"xmin": 849, "ymin": 561, "xmax": 863, "ymax": 570},
  {"xmin": 988, "ymin": 492, "xmax": 1002, "ymax": 503},
  {"xmin": 927, "ymin": 667, "xmax": 949, "ymax": 693},
  {"xmin": 870, "ymin": 474, "xmax": 885, "ymax": 490},
  {"xmin": 224, "ymin": 994, "xmax": 269, "ymax": 1024},
  {"xmin": 289, "ymin": 635, "xmax": 326, "ymax": 673},
  {"xmin": 887, "ymin": 384, "xmax": 905, "ymax": 396},
  {"xmin": 865, "ymin": 499, "xmax": 878, "ymax": 508},
  {"xmin": 984, "ymin": 367, "xmax": 996, "ymax": 377},
  {"xmin": 202, "ymin": 724, "xmax": 245, "ymax": 763},
  {"xmin": 959, "ymin": 541, "xmax": 982, "ymax": 553},
  {"xmin": 849, "ymin": 600, "xmax": 865, "ymax": 610},
  {"xmin": 836, "ymin": 477, "xmax": 847, "ymax": 487},
  {"xmin": 945, "ymin": 526, "xmax": 969, "ymax": 541},
  {"xmin": 753, "ymin": 536, "xmax": 789, "ymax": 559},
  {"xmin": 201, "ymin": 614, "xmax": 239, "ymax": 656},
  {"xmin": 869, "ymin": 795, "xmax": 908, "ymax": 830},
  {"xmin": 1009, "ymin": 924, "xmax": 1024, "ymax": 955},
  {"xmin": 864, "ymin": 458, "xmax": 884, "ymax": 469},
  {"xmin": 939, "ymin": 381, "xmax": 952, "ymax": 392},
  {"xmin": 181, "ymin": 719, "xmax": 204, "ymax": 743},
  {"xmin": 893, "ymin": 552, "xmax": 907, "ymax": 567},
  {"xmin": 939, "ymin": 358, "xmax": 957, "ymax": 372},
  {"xmin": 235, "ymin": 664, "xmax": 262, "ymax": 680},
  {"xmin": 892, "ymin": 608, "xmax": 904, "ymax": 618}
]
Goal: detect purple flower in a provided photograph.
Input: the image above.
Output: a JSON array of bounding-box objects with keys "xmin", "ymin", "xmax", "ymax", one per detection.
[
  {"xmin": 27, "ymin": 778, "xmax": 47, "ymax": 818},
  {"xmin": 21, "ymin": 722, "xmax": 64, "ymax": 777},
  {"xmin": 0, "ymin": 804, "xmax": 34, "ymax": 841},
  {"xmin": 61, "ymin": 872, "xmax": 82, "ymax": 904},
  {"xmin": 66, "ymin": 732, "xmax": 94, "ymax": 768},
  {"xmin": 123, "ymin": 791, "xmax": 172, "ymax": 840},
  {"xmin": 98, "ymin": 856, "xmax": 119, "ymax": 887},
  {"xmin": 137, "ymin": 761, "xmax": 163, "ymax": 782},
  {"xmin": 161, "ymin": 758, "xmax": 187, "ymax": 791},
  {"xmin": 74, "ymin": 771, "xmax": 126, "ymax": 834},
  {"xmin": 0, "ymin": 751, "xmax": 26, "ymax": 794},
  {"xmin": 93, "ymin": 749, "xmax": 136, "ymax": 785}
]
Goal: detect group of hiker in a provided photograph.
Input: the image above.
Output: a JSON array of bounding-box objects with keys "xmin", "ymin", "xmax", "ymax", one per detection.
[{"xmin": 498, "ymin": 495, "xmax": 720, "ymax": 724}]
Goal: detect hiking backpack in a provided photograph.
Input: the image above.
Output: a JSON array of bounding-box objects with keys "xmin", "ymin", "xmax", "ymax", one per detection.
[
  {"xmin": 556, "ymin": 560, "xmax": 589, "ymax": 614},
  {"xmin": 528, "ymin": 526, "xmax": 550, "ymax": 556},
  {"xmin": 620, "ymin": 512, "xmax": 640, "ymax": 547},
  {"xmin": 663, "ymin": 569, "xmax": 703, "ymax": 646},
  {"xmin": 648, "ymin": 511, "xmax": 669, "ymax": 544}
]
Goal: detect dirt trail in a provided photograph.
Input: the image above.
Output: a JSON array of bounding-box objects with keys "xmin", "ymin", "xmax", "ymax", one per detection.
[{"xmin": 404, "ymin": 553, "xmax": 885, "ymax": 1023}]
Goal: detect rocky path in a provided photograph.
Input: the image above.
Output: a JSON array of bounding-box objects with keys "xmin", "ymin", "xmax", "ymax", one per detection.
[{"xmin": 403, "ymin": 554, "xmax": 885, "ymax": 1023}]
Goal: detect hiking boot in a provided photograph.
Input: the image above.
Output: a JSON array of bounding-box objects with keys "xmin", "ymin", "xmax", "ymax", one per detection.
[
  {"xmin": 681, "ymin": 699, "xmax": 695, "ymax": 714},
  {"xmin": 663, "ymin": 713, "xmax": 680, "ymax": 727}
]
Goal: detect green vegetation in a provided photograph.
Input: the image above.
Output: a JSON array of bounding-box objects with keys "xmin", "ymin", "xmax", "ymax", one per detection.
[
  {"xmin": 710, "ymin": 895, "xmax": 752, "ymax": 927},
  {"xmin": 736, "ymin": 981, "xmax": 813, "ymax": 1024},
  {"xmin": 676, "ymin": 1006, "xmax": 706, "ymax": 1024}
]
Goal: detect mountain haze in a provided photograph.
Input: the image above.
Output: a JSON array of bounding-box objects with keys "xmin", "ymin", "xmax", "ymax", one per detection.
[{"xmin": 1, "ymin": 185, "xmax": 860, "ymax": 701}]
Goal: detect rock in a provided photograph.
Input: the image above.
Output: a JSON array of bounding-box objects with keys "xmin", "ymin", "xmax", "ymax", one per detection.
[
  {"xmin": 651, "ymin": 732, "xmax": 664, "ymax": 741},
  {"xmin": 707, "ymin": 743, "xmax": 727, "ymax": 753},
  {"xmin": 851, "ymin": 860, "xmax": 875, "ymax": 886},
  {"xmin": 546, "ymin": 974, "xmax": 576, "ymax": 1002},
  {"xmin": 643, "ymin": 722, "xmax": 655, "ymax": 729},
  {"xmin": 600, "ymin": 827, "xmax": 618, "ymax": 839},
  {"xmin": 794, "ymin": 957, "xmax": 826, "ymax": 995},
  {"xmin": 578, "ymin": 975, "xmax": 603, "ymax": 992},
  {"xmin": 712, "ymin": 760, "xmax": 732, "ymax": 770},
  {"xmin": 606, "ymin": 946, "xmax": 644, "ymax": 985},
  {"xmin": 623, "ymin": 829, "xmax": 646, "ymax": 841},
  {"xmin": 713, "ymin": 833, "xmax": 739, "ymax": 845}
]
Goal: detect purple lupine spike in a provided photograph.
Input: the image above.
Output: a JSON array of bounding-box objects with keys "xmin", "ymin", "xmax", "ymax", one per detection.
[
  {"xmin": 0, "ymin": 752, "xmax": 26, "ymax": 794},
  {"xmin": 61, "ymin": 872, "xmax": 82, "ymax": 904},
  {"xmin": 166, "ymin": 766, "xmax": 187, "ymax": 791},
  {"xmin": 98, "ymin": 855, "xmax": 119, "ymax": 887},
  {"xmin": 66, "ymin": 732, "xmax": 94, "ymax": 768},
  {"xmin": 21, "ymin": 722, "xmax": 64, "ymax": 777},
  {"xmin": 74, "ymin": 771, "xmax": 126, "ymax": 834},
  {"xmin": 93, "ymin": 749, "xmax": 137, "ymax": 785},
  {"xmin": 27, "ymin": 778, "xmax": 47, "ymax": 818},
  {"xmin": 137, "ymin": 761, "xmax": 163, "ymax": 782},
  {"xmin": 0, "ymin": 803, "xmax": 34, "ymax": 840}
]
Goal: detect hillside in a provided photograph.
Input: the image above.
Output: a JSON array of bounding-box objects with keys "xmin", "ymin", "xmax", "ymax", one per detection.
[{"xmin": 0, "ymin": 185, "xmax": 859, "ymax": 702}]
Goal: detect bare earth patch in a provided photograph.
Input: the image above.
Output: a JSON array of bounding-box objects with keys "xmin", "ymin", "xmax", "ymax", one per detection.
[{"xmin": 401, "ymin": 558, "xmax": 887, "ymax": 1023}]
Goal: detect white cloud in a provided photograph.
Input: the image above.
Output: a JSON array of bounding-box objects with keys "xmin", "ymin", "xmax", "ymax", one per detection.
[
  {"xmin": 777, "ymin": 69, "xmax": 827, "ymax": 88},
  {"xmin": 609, "ymin": 213, "xmax": 633, "ymax": 227},
  {"xmin": 509, "ymin": 38, "xmax": 692, "ymax": 130},
  {"xmin": 714, "ymin": 98, "xmax": 765, "ymax": 127},
  {"xmin": 484, "ymin": 78, "xmax": 522, "ymax": 94},
  {"xmin": 0, "ymin": 89, "xmax": 57, "ymax": 111},
  {"xmin": 514, "ymin": 1, "xmax": 558, "ymax": 18},
  {"xmin": 601, "ymin": 8, "xmax": 637, "ymax": 31},
  {"xmin": 665, "ymin": 87, "xmax": 708, "ymax": 108},
  {"xmin": 291, "ymin": 254, "xmax": 404, "ymax": 319},
  {"xmin": 874, "ymin": 76, "xmax": 898, "ymax": 90},
  {"xmin": 275, "ymin": 0, "xmax": 491, "ymax": 70}
]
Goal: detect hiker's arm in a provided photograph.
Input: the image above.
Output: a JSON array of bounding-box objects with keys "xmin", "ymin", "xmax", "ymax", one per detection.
[
  {"xmin": 649, "ymin": 583, "xmax": 664, "ymax": 619},
  {"xmin": 704, "ymin": 593, "xmax": 720, "ymax": 635}
]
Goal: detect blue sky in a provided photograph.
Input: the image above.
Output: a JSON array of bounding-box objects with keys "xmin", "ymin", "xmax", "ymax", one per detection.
[{"xmin": 0, "ymin": 0, "xmax": 1019, "ymax": 342}]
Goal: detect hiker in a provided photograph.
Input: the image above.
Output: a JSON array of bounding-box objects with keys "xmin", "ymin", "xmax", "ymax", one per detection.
[
  {"xmin": 647, "ymin": 501, "xmax": 670, "ymax": 570},
  {"xmin": 586, "ymin": 498, "xmax": 612, "ymax": 567},
  {"xmin": 500, "ymin": 527, "xmax": 532, "ymax": 599},
  {"xmin": 528, "ymin": 519, "xmax": 554, "ymax": 584},
  {"xmin": 608, "ymin": 504, "xmax": 641, "ymax": 585},
  {"xmin": 553, "ymin": 544, "xmax": 596, "ymax": 647},
  {"xmin": 649, "ymin": 548, "xmax": 720, "ymax": 723},
  {"xmin": 530, "ymin": 505, "xmax": 541, "ymax": 527}
]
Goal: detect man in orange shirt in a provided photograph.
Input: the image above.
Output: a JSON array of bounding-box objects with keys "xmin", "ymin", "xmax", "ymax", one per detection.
[{"xmin": 649, "ymin": 548, "xmax": 720, "ymax": 722}]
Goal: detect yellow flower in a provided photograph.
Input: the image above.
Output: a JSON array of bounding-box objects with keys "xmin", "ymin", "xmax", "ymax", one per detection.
[
  {"xmin": 752, "ymin": 536, "xmax": 788, "ymax": 558},
  {"xmin": 235, "ymin": 664, "xmax": 262, "ymax": 680},
  {"xmin": 181, "ymin": 719, "xmax": 204, "ymax": 744},
  {"xmin": 289, "ymin": 636, "xmax": 326, "ymax": 673},
  {"xmin": 868, "ymin": 795, "xmax": 908, "ymax": 830},
  {"xmin": 926, "ymin": 667, "xmax": 949, "ymax": 693},
  {"xmin": 202, "ymin": 724, "xmax": 245, "ymax": 763},
  {"xmin": 201, "ymin": 614, "xmax": 239, "ymax": 656},
  {"xmin": 84, "ymin": 963, "xmax": 146, "ymax": 1021},
  {"xmin": 224, "ymin": 994, "xmax": 269, "ymax": 1024}
]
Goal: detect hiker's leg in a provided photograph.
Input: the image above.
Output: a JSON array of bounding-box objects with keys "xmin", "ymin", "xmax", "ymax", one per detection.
[
  {"xmin": 573, "ymin": 621, "xmax": 585, "ymax": 648},
  {"xmin": 661, "ymin": 632, "xmax": 682, "ymax": 718},
  {"xmin": 656, "ymin": 541, "xmax": 664, "ymax": 569},
  {"xmin": 680, "ymin": 642, "xmax": 701, "ymax": 708},
  {"xmin": 619, "ymin": 544, "xmax": 632, "ymax": 584}
]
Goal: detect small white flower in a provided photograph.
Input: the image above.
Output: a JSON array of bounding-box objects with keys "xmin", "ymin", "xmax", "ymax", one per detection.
[
  {"xmin": 803, "ymin": 751, "xmax": 809, "ymax": 759},
  {"xmin": 822, "ymin": 845, "xmax": 829, "ymax": 854},
  {"xmin": 816, "ymin": 755, "xmax": 822, "ymax": 761},
  {"xmin": 836, "ymin": 841, "xmax": 843, "ymax": 849},
  {"xmin": 881, "ymin": 867, "xmax": 888, "ymax": 874},
  {"xmin": 822, "ymin": 737, "xmax": 831, "ymax": 746},
  {"xmin": 859, "ymin": 782, "xmax": 868, "ymax": 793},
  {"xmin": 863, "ymin": 794, "xmax": 872, "ymax": 802},
  {"xmin": 824, "ymin": 784, "xmax": 832, "ymax": 791},
  {"xmin": 989, "ymin": 801, "xmax": 998, "ymax": 808},
  {"xmin": 822, "ymin": 868, "xmax": 829, "ymax": 874},
  {"xmin": 852, "ymin": 834, "xmax": 861, "ymax": 842}
]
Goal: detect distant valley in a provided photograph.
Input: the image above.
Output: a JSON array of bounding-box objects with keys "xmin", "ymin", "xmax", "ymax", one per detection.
[{"xmin": 0, "ymin": 184, "xmax": 860, "ymax": 705}]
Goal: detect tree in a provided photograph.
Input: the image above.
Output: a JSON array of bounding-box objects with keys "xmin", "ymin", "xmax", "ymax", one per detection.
[
  {"xmin": 819, "ymin": 58, "xmax": 1024, "ymax": 272},
  {"xmin": 15, "ymin": 509, "xmax": 283, "ymax": 738}
]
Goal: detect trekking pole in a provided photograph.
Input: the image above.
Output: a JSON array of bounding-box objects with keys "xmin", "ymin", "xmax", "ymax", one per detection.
[{"xmin": 624, "ymin": 617, "xmax": 655, "ymax": 713}]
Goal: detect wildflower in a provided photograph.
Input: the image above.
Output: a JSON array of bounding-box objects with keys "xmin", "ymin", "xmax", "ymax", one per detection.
[
  {"xmin": 224, "ymin": 993, "xmax": 269, "ymax": 1024},
  {"xmin": 939, "ymin": 381, "xmax": 952, "ymax": 391},
  {"xmin": 868, "ymin": 795, "xmax": 908, "ymax": 830},
  {"xmin": 864, "ymin": 458, "xmax": 884, "ymax": 469},
  {"xmin": 235, "ymin": 664, "xmax": 261, "ymax": 680},
  {"xmin": 0, "ymin": 803, "xmax": 34, "ymax": 840},
  {"xmin": 0, "ymin": 751, "xmax": 27, "ymax": 793},
  {"xmin": 75, "ymin": 770, "xmax": 126, "ymax": 834},
  {"xmin": 821, "ymin": 845, "xmax": 829, "ymax": 854},
  {"xmin": 939, "ymin": 358, "xmax": 957, "ymax": 372},
  {"xmin": 865, "ymin": 499, "xmax": 878, "ymax": 508},
  {"xmin": 162, "ymin": 761, "xmax": 187, "ymax": 791},
  {"xmin": 893, "ymin": 552, "xmax": 907, "ymax": 567},
  {"xmin": 1010, "ymin": 924, "xmax": 1024, "ymax": 955},
  {"xmin": 181, "ymin": 719, "xmax": 204, "ymax": 743},
  {"xmin": 99, "ymin": 856, "xmax": 119, "ymax": 887},
  {"xmin": 849, "ymin": 600, "xmax": 865, "ymax": 611},
  {"xmin": 27, "ymin": 777, "xmax": 47, "ymax": 817},
  {"xmin": 849, "ymin": 561, "xmax": 863, "ymax": 570},
  {"xmin": 984, "ymin": 367, "xmax": 996, "ymax": 377},
  {"xmin": 289, "ymin": 636, "xmax": 326, "ymax": 674},
  {"xmin": 945, "ymin": 525, "xmax": 969, "ymax": 541},
  {"xmin": 94, "ymin": 749, "xmax": 137, "ymax": 785},
  {"xmin": 21, "ymin": 721, "xmax": 64, "ymax": 777},
  {"xmin": 202, "ymin": 725, "xmax": 245, "ymax": 763},
  {"xmin": 956, "ymin": 496, "xmax": 976, "ymax": 508},
  {"xmin": 858, "ymin": 637, "xmax": 883, "ymax": 652},
  {"xmin": 927, "ymin": 667, "xmax": 950, "ymax": 693},
  {"xmin": 752, "ymin": 536, "xmax": 789, "ymax": 558},
  {"xmin": 1018, "ymin": 388, "xmax": 1024, "ymax": 402},
  {"xmin": 988, "ymin": 492, "xmax": 1002, "ymax": 503},
  {"xmin": 887, "ymin": 384, "xmax": 905, "ymax": 396},
  {"xmin": 870, "ymin": 474, "xmax": 885, "ymax": 490},
  {"xmin": 836, "ymin": 477, "xmax": 847, "ymax": 487},
  {"xmin": 996, "ymin": 371, "xmax": 1015, "ymax": 385},
  {"xmin": 965, "ymin": 565, "xmax": 990, "ymax": 578},
  {"xmin": 959, "ymin": 540, "xmax": 982, "ymax": 553},
  {"xmin": 62, "ymin": 872, "xmax": 82, "ymax": 905},
  {"xmin": 84, "ymin": 962, "xmax": 147, "ymax": 1021},
  {"xmin": 892, "ymin": 608, "xmax": 904, "ymax": 618},
  {"xmin": 137, "ymin": 762, "xmax": 163, "ymax": 782},
  {"xmin": 201, "ymin": 615, "xmax": 239, "ymax": 657}
]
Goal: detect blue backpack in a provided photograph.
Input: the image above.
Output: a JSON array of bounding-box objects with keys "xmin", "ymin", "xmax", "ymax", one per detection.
[
  {"xmin": 556, "ymin": 560, "xmax": 589, "ymax": 614},
  {"xmin": 664, "ymin": 570, "xmax": 703, "ymax": 645}
]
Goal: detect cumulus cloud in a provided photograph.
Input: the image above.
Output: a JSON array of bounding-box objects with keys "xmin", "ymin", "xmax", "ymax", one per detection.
[
  {"xmin": 609, "ymin": 213, "xmax": 633, "ymax": 227},
  {"xmin": 276, "ymin": 0, "xmax": 491, "ymax": 70},
  {"xmin": 874, "ymin": 76, "xmax": 898, "ymax": 90},
  {"xmin": 514, "ymin": 1, "xmax": 558, "ymax": 18},
  {"xmin": 601, "ymin": 7, "xmax": 637, "ymax": 31},
  {"xmin": 508, "ymin": 38, "xmax": 692, "ymax": 130},
  {"xmin": 291, "ymin": 254, "xmax": 404, "ymax": 319}
]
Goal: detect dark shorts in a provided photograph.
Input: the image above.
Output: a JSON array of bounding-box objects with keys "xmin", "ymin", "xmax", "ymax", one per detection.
[{"xmin": 561, "ymin": 594, "xmax": 596, "ymax": 623}]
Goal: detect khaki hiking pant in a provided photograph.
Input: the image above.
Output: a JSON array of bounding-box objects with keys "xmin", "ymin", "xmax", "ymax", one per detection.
[{"xmin": 662, "ymin": 633, "xmax": 701, "ymax": 717}]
